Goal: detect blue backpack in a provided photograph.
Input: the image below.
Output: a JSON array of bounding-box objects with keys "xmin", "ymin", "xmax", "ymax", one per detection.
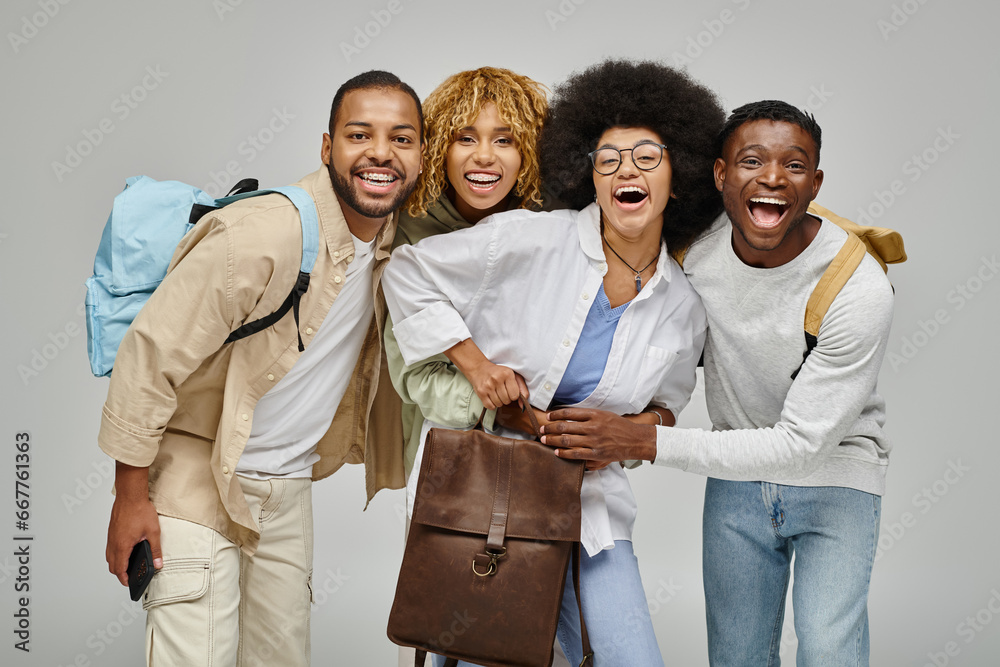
[{"xmin": 85, "ymin": 176, "xmax": 319, "ymax": 377}]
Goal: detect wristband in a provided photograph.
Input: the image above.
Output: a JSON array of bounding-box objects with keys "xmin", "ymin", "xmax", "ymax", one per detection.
[{"xmin": 646, "ymin": 410, "xmax": 663, "ymax": 426}]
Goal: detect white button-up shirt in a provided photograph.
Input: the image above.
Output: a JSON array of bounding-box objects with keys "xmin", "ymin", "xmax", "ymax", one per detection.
[{"xmin": 383, "ymin": 203, "xmax": 706, "ymax": 555}]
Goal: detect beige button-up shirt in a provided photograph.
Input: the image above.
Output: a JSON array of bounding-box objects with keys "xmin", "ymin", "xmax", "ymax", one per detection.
[{"xmin": 99, "ymin": 166, "xmax": 405, "ymax": 554}]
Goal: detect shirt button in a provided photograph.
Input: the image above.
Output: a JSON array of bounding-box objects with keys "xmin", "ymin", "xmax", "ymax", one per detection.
[
  {"xmin": 582, "ymin": 293, "xmax": 589, "ymax": 301},
  {"xmin": 267, "ymin": 373, "xmax": 275, "ymax": 381},
  {"xmin": 334, "ymin": 275, "xmax": 343, "ymax": 284},
  {"xmin": 333, "ymin": 250, "xmax": 340, "ymax": 258},
  {"xmin": 242, "ymin": 413, "xmax": 249, "ymax": 421},
  {"xmin": 305, "ymin": 327, "xmax": 314, "ymax": 335},
  {"xmin": 544, "ymin": 382, "xmax": 552, "ymax": 391},
  {"xmin": 346, "ymin": 255, "xmax": 354, "ymax": 263},
  {"xmin": 222, "ymin": 466, "xmax": 230, "ymax": 475},
  {"xmin": 562, "ymin": 339, "xmax": 570, "ymax": 347},
  {"xmin": 599, "ymin": 263, "xmax": 607, "ymax": 272}
]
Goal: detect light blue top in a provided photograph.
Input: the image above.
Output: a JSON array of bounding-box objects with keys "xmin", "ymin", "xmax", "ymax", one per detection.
[{"xmin": 552, "ymin": 284, "xmax": 627, "ymax": 407}]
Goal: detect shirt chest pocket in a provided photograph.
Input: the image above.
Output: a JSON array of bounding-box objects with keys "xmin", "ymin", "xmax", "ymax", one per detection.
[{"xmin": 629, "ymin": 345, "xmax": 678, "ymax": 411}]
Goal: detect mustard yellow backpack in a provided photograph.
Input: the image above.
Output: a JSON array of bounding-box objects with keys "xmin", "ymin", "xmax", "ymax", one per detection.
[{"xmin": 675, "ymin": 202, "xmax": 907, "ymax": 379}]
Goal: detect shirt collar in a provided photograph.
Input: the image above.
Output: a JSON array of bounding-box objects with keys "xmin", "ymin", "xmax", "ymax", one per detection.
[
  {"xmin": 297, "ymin": 166, "xmax": 396, "ymax": 263},
  {"xmin": 576, "ymin": 202, "xmax": 673, "ymax": 292}
]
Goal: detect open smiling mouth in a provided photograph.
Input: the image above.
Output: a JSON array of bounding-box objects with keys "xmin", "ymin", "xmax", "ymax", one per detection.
[
  {"xmin": 614, "ymin": 185, "xmax": 649, "ymax": 208},
  {"xmin": 464, "ymin": 172, "xmax": 501, "ymax": 191},
  {"xmin": 747, "ymin": 196, "xmax": 788, "ymax": 229},
  {"xmin": 355, "ymin": 170, "xmax": 399, "ymax": 192}
]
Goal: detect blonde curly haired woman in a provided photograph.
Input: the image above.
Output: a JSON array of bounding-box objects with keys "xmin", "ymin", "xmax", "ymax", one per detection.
[
  {"xmin": 384, "ymin": 66, "xmax": 569, "ymax": 667},
  {"xmin": 385, "ymin": 66, "xmax": 550, "ymax": 486}
]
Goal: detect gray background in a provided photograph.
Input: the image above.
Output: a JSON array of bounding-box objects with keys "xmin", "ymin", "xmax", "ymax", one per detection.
[{"xmin": 2, "ymin": 0, "xmax": 997, "ymax": 664}]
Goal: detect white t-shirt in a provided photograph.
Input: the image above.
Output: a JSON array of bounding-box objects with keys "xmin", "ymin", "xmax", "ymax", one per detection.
[{"xmin": 237, "ymin": 234, "xmax": 377, "ymax": 479}]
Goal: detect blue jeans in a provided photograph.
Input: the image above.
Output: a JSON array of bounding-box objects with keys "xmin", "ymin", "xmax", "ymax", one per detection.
[
  {"xmin": 433, "ymin": 540, "xmax": 662, "ymax": 667},
  {"xmin": 702, "ymin": 479, "xmax": 881, "ymax": 667}
]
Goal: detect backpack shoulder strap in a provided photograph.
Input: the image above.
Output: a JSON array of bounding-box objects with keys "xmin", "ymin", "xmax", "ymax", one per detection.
[
  {"xmin": 215, "ymin": 185, "xmax": 320, "ymax": 350},
  {"xmin": 790, "ymin": 230, "xmax": 867, "ymax": 380},
  {"xmin": 214, "ymin": 185, "xmax": 319, "ymax": 274},
  {"xmin": 806, "ymin": 202, "xmax": 906, "ymax": 272},
  {"xmin": 804, "ymin": 231, "xmax": 867, "ymax": 338}
]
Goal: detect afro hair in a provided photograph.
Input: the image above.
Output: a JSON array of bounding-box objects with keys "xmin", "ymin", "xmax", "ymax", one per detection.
[{"xmin": 540, "ymin": 59, "xmax": 725, "ymax": 251}]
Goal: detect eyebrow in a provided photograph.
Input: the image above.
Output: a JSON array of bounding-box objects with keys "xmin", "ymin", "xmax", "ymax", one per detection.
[
  {"xmin": 458, "ymin": 126, "xmax": 513, "ymax": 133},
  {"xmin": 738, "ymin": 143, "xmax": 810, "ymax": 158},
  {"xmin": 344, "ymin": 121, "xmax": 418, "ymax": 132},
  {"xmin": 597, "ymin": 138, "xmax": 659, "ymax": 150}
]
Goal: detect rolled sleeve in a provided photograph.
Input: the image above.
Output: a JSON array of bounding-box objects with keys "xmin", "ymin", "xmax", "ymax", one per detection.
[
  {"xmin": 99, "ymin": 404, "xmax": 163, "ymax": 467},
  {"xmin": 390, "ymin": 302, "xmax": 472, "ymax": 366}
]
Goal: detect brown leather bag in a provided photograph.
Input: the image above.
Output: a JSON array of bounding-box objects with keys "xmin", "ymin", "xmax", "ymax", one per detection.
[{"xmin": 387, "ymin": 408, "xmax": 593, "ymax": 667}]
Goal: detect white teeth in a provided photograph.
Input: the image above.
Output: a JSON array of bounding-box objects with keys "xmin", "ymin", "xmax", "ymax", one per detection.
[
  {"xmin": 466, "ymin": 173, "xmax": 500, "ymax": 183},
  {"xmin": 615, "ymin": 186, "xmax": 647, "ymax": 196},
  {"xmin": 360, "ymin": 172, "xmax": 396, "ymax": 183},
  {"xmin": 749, "ymin": 196, "xmax": 787, "ymax": 205}
]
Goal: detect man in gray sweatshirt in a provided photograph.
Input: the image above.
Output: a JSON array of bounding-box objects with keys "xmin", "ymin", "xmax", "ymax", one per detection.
[{"xmin": 541, "ymin": 101, "xmax": 894, "ymax": 666}]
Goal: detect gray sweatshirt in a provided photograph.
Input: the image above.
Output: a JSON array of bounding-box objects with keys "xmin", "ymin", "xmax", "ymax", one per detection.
[{"xmin": 655, "ymin": 215, "xmax": 894, "ymax": 496}]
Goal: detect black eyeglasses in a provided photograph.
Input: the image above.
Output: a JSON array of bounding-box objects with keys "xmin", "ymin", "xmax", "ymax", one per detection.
[{"xmin": 588, "ymin": 143, "xmax": 668, "ymax": 175}]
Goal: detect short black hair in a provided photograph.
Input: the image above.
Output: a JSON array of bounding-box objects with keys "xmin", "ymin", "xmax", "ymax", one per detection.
[
  {"xmin": 539, "ymin": 59, "xmax": 725, "ymax": 252},
  {"xmin": 719, "ymin": 100, "xmax": 822, "ymax": 165},
  {"xmin": 328, "ymin": 70, "xmax": 423, "ymax": 141}
]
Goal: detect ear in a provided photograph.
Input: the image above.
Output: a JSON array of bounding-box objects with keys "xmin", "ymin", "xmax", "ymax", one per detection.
[
  {"xmin": 713, "ymin": 157, "xmax": 727, "ymax": 192},
  {"xmin": 811, "ymin": 168, "xmax": 824, "ymax": 199},
  {"xmin": 321, "ymin": 133, "xmax": 332, "ymax": 165}
]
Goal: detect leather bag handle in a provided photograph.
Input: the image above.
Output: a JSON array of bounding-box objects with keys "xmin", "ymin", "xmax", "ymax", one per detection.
[{"xmin": 474, "ymin": 394, "xmax": 541, "ymax": 439}]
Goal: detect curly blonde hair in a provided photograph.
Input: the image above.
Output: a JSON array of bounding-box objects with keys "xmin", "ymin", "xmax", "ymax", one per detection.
[{"xmin": 406, "ymin": 67, "xmax": 548, "ymax": 217}]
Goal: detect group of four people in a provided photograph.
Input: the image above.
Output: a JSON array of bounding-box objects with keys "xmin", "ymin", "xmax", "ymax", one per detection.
[{"xmin": 100, "ymin": 60, "xmax": 893, "ymax": 666}]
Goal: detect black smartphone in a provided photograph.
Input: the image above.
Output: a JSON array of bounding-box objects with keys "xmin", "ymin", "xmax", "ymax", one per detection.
[{"xmin": 127, "ymin": 539, "xmax": 155, "ymax": 602}]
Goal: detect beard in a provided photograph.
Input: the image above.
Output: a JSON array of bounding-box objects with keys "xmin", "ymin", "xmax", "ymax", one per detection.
[{"xmin": 328, "ymin": 161, "xmax": 416, "ymax": 220}]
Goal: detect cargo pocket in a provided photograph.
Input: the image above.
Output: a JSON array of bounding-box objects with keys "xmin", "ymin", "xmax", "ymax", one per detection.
[
  {"xmin": 629, "ymin": 345, "xmax": 678, "ymax": 411},
  {"xmin": 142, "ymin": 559, "xmax": 211, "ymax": 610}
]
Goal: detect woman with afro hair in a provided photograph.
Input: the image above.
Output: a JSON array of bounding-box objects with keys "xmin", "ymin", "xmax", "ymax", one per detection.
[{"xmin": 383, "ymin": 59, "xmax": 724, "ymax": 665}]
